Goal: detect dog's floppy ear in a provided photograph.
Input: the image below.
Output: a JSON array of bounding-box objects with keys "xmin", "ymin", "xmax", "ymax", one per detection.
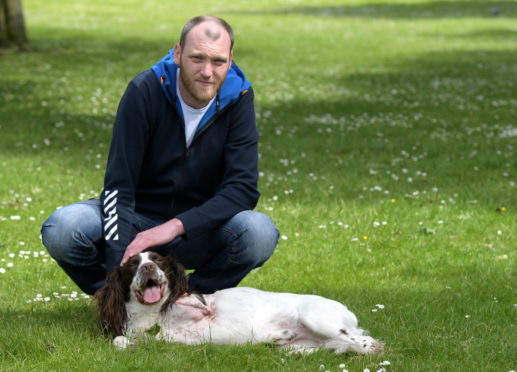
[
  {"xmin": 94, "ymin": 266, "xmax": 128, "ymax": 337},
  {"xmin": 160, "ymin": 256, "xmax": 188, "ymax": 313}
]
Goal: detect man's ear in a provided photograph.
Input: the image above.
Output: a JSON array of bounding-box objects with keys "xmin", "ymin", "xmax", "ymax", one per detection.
[
  {"xmin": 228, "ymin": 50, "xmax": 233, "ymax": 69},
  {"xmin": 173, "ymin": 43, "xmax": 181, "ymax": 65}
]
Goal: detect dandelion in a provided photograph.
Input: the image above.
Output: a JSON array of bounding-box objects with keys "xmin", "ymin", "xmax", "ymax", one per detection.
[
  {"xmin": 390, "ymin": 199, "xmax": 397, "ymax": 203},
  {"xmin": 362, "ymin": 235, "xmax": 369, "ymax": 241}
]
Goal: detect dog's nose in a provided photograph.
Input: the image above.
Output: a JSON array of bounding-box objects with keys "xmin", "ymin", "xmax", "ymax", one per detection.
[{"xmin": 140, "ymin": 262, "xmax": 156, "ymax": 274}]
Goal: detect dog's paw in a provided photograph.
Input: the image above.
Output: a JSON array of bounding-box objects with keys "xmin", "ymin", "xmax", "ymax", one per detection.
[
  {"xmin": 356, "ymin": 336, "xmax": 384, "ymax": 355},
  {"xmin": 113, "ymin": 335, "xmax": 133, "ymax": 350}
]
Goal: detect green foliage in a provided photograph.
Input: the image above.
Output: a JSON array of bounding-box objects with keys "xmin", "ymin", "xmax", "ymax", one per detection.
[{"xmin": 0, "ymin": 0, "xmax": 516, "ymax": 371}]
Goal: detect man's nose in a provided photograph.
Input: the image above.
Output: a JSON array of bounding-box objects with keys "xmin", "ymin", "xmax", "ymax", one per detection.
[{"xmin": 200, "ymin": 62, "xmax": 213, "ymax": 78}]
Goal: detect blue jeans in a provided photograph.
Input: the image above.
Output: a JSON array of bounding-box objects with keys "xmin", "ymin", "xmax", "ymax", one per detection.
[{"xmin": 41, "ymin": 199, "xmax": 279, "ymax": 295}]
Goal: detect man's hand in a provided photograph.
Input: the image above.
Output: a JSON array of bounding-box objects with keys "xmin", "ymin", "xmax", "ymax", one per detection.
[{"xmin": 121, "ymin": 218, "xmax": 185, "ymax": 265}]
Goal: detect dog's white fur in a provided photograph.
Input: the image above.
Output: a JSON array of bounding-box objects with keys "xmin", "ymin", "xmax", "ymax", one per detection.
[{"xmin": 107, "ymin": 252, "xmax": 383, "ymax": 355}]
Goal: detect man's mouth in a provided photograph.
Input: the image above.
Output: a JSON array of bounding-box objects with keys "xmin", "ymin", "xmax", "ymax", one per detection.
[{"xmin": 197, "ymin": 80, "xmax": 214, "ymax": 87}]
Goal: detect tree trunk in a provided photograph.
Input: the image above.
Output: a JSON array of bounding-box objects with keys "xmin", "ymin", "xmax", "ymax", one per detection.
[{"xmin": 0, "ymin": 0, "xmax": 29, "ymax": 51}]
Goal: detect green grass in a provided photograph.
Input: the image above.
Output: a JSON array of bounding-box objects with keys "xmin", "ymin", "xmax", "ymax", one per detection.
[{"xmin": 1, "ymin": 0, "xmax": 516, "ymax": 371}]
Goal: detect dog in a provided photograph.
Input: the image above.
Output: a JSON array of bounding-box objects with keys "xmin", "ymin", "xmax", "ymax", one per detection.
[{"xmin": 94, "ymin": 251, "xmax": 383, "ymax": 354}]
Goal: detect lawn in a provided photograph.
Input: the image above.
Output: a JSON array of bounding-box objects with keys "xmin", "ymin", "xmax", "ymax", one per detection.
[{"xmin": 0, "ymin": 0, "xmax": 516, "ymax": 371}]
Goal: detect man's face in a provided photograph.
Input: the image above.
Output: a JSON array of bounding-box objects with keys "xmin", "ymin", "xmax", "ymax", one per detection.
[{"xmin": 174, "ymin": 22, "xmax": 233, "ymax": 109}]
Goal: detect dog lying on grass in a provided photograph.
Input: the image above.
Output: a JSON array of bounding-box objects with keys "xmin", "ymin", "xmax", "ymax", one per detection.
[{"xmin": 95, "ymin": 251, "xmax": 383, "ymax": 354}]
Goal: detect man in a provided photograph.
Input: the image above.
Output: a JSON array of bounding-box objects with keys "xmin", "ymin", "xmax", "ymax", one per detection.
[{"xmin": 41, "ymin": 16, "xmax": 279, "ymax": 295}]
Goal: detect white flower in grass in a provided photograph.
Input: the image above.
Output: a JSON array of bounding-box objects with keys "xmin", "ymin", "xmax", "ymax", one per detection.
[
  {"xmin": 339, "ymin": 364, "xmax": 346, "ymax": 369},
  {"xmin": 0, "ymin": 268, "xmax": 5, "ymax": 274},
  {"xmin": 10, "ymin": 216, "xmax": 21, "ymax": 220},
  {"xmin": 7, "ymin": 263, "xmax": 13, "ymax": 268},
  {"xmin": 281, "ymin": 235, "xmax": 288, "ymax": 241},
  {"xmin": 379, "ymin": 360, "xmax": 391, "ymax": 366}
]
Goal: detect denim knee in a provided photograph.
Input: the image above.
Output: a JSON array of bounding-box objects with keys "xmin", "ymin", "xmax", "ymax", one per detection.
[
  {"xmin": 41, "ymin": 200, "xmax": 103, "ymax": 264},
  {"xmin": 223, "ymin": 210, "xmax": 279, "ymax": 267}
]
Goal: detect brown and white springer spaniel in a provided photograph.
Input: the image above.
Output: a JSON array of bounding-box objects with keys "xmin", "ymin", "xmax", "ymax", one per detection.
[{"xmin": 94, "ymin": 252, "xmax": 383, "ymax": 354}]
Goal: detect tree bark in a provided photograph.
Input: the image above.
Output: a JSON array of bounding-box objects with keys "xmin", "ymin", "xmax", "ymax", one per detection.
[{"xmin": 0, "ymin": 0, "xmax": 29, "ymax": 51}]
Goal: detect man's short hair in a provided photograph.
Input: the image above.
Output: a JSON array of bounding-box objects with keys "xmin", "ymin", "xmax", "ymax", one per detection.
[{"xmin": 179, "ymin": 16, "xmax": 234, "ymax": 51}]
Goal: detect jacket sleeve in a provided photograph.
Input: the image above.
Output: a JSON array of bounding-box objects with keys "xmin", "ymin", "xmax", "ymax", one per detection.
[
  {"xmin": 100, "ymin": 79, "xmax": 151, "ymax": 273},
  {"xmin": 175, "ymin": 88, "xmax": 260, "ymax": 238}
]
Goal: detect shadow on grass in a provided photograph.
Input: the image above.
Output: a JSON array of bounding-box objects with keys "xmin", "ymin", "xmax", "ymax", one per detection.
[
  {"xmin": 1, "ymin": 33, "xmax": 515, "ymax": 201},
  {"xmin": 231, "ymin": 1, "xmax": 516, "ymax": 19}
]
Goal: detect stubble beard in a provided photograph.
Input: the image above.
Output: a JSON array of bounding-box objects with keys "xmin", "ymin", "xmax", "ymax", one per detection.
[{"xmin": 179, "ymin": 67, "xmax": 225, "ymax": 107}]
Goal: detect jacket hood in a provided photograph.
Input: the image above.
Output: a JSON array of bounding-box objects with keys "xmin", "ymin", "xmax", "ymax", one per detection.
[{"xmin": 151, "ymin": 49, "xmax": 251, "ymax": 114}]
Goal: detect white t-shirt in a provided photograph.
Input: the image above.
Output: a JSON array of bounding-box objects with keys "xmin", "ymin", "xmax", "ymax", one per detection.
[{"xmin": 176, "ymin": 69, "xmax": 215, "ymax": 147}]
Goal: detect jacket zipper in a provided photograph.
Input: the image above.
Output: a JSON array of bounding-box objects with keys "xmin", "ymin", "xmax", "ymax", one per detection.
[{"xmin": 189, "ymin": 96, "xmax": 234, "ymax": 148}]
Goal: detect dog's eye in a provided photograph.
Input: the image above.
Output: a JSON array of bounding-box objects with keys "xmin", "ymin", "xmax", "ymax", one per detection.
[
  {"xmin": 127, "ymin": 256, "xmax": 140, "ymax": 267},
  {"xmin": 149, "ymin": 253, "xmax": 164, "ymax": 263}
]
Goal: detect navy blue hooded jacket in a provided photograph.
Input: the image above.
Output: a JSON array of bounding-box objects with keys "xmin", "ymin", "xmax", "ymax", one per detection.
[{"xmin": 100, "ymin": 50, "xmax": 259, "ymax": 273}]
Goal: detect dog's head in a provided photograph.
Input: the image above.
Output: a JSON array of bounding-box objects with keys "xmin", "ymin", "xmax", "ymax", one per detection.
[{"xmin": 94, "ymin": 252, "xmax": 188, "ymax": 336}]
